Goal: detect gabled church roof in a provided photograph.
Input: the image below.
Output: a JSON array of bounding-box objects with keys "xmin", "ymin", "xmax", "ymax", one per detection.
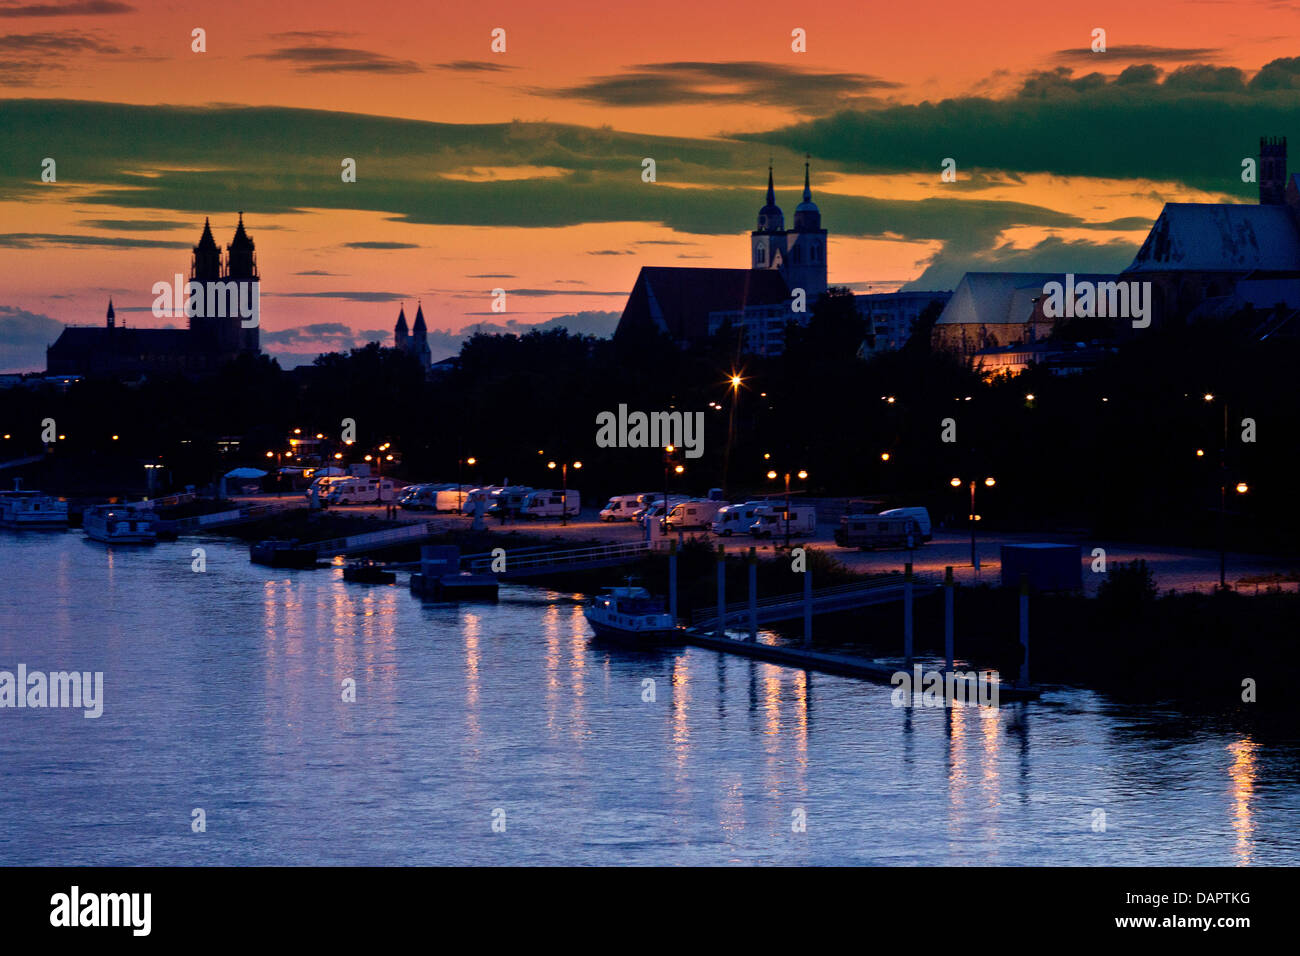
[
  {"xmin": 1126, "ymin": 203, "xmax": 1300, "ymax": 273},
  {"xmin": 615, "ymin": 267, "xmax": 791, "ymax": 344}
]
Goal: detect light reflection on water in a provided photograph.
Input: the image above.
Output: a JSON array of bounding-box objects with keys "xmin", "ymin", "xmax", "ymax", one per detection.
[{"xmin": 0, "ymin": 533, "xmax": 1296, "ymax": 865}]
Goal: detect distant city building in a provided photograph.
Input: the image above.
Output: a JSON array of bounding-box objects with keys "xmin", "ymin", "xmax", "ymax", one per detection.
[
  {"xmin": 616, "ymin": 163, "xmax": 946, "ymax": 356},
  {"xmin": 46, "ymin": 216, "xmax": 261, "ymax": 378},
  {"xmin": 855, "ymin": 290, "xmax": 952, "ymax": 356},
  {"xmin": 934, "ymin": 136, "xmax": 1300, "ymax": 362},
  {"xmin": 393, "ymin": 302, "xmax": 432, "ymax": 371}
]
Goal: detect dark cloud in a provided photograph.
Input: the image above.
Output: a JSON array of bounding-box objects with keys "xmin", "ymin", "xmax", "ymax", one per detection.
[
  {"xmin": 0, "ymin": 1, "xmax": 133, "ymax": 16},
  {"xmin": 80, "ymin": 218, "xmax": 193, "ymax": 231},
  {"xmin": 341, "ymin": 241, "xmax": 420, "ymax": 249},
  {"xmin": 1052, "ymin": 45, "xmax": 1223, "ymax": 63},
  {"xmin": 263, "ymin": 291, "xmax": 405, "ymax": 303},
  {"xmin": 0, "ymin": 29, "xmax": 119, "ymax": 82},
  {"xmin": 0, "ymin": 305, "xmax": 63, "ymax": 373},
  {"xmin": 902, "ymin": 235, "xmax": 1141, "ymax": 290},
  {"xmin": 253, "ymin": 44, "xmax": 421, "ymax": 74},
  {"xmin": 466, "ymin": 273, "xmax": 515, "ymax": 278},
  {"xmin": 587, "ymin": 249, "xmax": 632, "ymax": 255},
  {"xmin": 745, "ymin": 56, "xmax": 1300, "ymax": 192},
  {"xmin": 0, "ymin": 233, "xmax": 190, "ymax": 249},
  {"xmin": 535, "ymin": 61, "xmax": 899, "ymax": 115},
  {"xmin": 438, "ymin": 60, "xmax": 517, "ymax": 72}
]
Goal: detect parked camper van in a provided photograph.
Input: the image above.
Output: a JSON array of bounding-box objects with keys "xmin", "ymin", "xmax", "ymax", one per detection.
[
  {"xmin": 878, "ymin": 507, "xmax": 932, "ymax": 541},
  {"xmin": 522, "ymin": 489, "xmax": 580, "ymax": 519},
  {"xmin": 749, "ymin": 504, "xmax": 816, "ymax": 538},
  {"xmin": 305, "ymin": 475, "xmax": 345, "ymax": 501},
  {"xmin": 399, "ymin": 483, "xmax": 453, "ymax": 511},
  {"xmin": 325, "ymin": 476, "xmax": 397, "ymax": 504},
  {"xmin": 600, "ymin": 493, "xmax": 653, "ymax": 522},
  {"xmin": 665, "ymin": 498, "xmax": 727, "ymax": 531},
  {"xmin": 486, "ymin": 486, "xmax": 535, "ymax": 518},
  {"xmin": 834, "ymin": 514, "xmax": 920, "ymax": 550},
  {"xmin": 434, "ymin": 489, "xmax": 469, "ymax": 513},
  {"xmin": 636, "ymin": 496, "xmax": 689, "ymax": 527},
  {"xmin": 710, "ymin": 501, "xmax": 764, "ymax": 536}
]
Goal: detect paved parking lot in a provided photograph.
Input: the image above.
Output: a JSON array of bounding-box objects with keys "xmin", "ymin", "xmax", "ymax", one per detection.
[{"xmin": 247, "ymin": 494, "xmax": 1296, "ymax": 594}]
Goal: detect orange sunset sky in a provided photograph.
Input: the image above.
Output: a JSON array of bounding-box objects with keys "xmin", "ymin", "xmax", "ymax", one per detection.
[{"xmin": 3, "ymin": 0, "xmax": 1300, "ymax": 369}]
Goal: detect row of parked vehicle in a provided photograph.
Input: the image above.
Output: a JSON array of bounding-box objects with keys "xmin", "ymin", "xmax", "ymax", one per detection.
[
  {"xmin": 598, "ymin": 493, "xmax": 818, "ymax": 538},
  {"xmin": 397, "ymin": 483, "xmax": 580, "ymax": 518}
]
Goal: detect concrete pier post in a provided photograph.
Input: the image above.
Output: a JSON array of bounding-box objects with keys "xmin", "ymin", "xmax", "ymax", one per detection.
[
  {"xmin": 747, "ymin": 547, "xmax": 758, "ymax": 642},
  {"xmin": 903, "ymin": 562, "xmax": 913, "ymax": 665},
  {"xmin": 668, "ymin": 539, "xmax": 678, "ymax": 623},
  {"xmin": 1018, "ymin": 572, "xmax": 1030, "ymax": 688},
  {"xmin": 716, "ymin": 544, "xmax": 726, "ymax": 639},
  {"xmin": 944, "ymin": 565, "xmax": 954, "ymax": 672},
  {"xmin": 803, "ymin": 563, "xmax": 812, "ymax": 647}
]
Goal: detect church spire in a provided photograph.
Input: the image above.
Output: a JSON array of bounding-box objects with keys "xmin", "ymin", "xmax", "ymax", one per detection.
[
  {"xmin": 106, "ymin": 298, "xmax": 115, "ymax": 329},
  {"xmin": 766, "ymin": 165, "xmax": 775, "ymax": 207},
  {"xmin": 803, "ymin": 156, "xmax": 812, "ymax": 202}
]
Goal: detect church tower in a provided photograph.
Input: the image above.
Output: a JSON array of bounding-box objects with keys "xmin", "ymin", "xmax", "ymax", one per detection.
[
  {"xmin": 189, "ymin": 218, "xmax": 223, "ymax": 352},
  {"xmin": 751, "ymin": 166, "xmax": 787, "ymax": 271},
  {"xmin": 410, "ymin": 302, "xmax": 432, "ymax": 371},
  {"xmin": 785, "ymin": 160, "xmax": 828, "ymax": 300},
  {"xmin": 106, "ymin": 299, "xmax": 115, "ymax": 330},
  {"xmin": 1261, "ymin": 136, "xmax": 1287, "ymax": 205},
  {"xmin": 225, "ymin": 212, "xmax": 259, "ymax": 354},
  {"xmin": 394, "ymin": 305, "xmax": 409, "ymax": 349}
]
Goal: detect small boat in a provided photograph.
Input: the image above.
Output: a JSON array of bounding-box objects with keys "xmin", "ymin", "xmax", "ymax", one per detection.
[
  {"xmin": 584, "ymin": 584, "xmax": 679, "ymax": 646},
  {"xmin": 409, "ymin": 570, "xmax": 499, "ymax": 600},
  {"xmin": 342, "ymin": 559, "xmax": 396, "ymax": 584},
  {"xmin": 250, "ymin": 538, "xmax": 322, "ymax": 568},
  {"xmin": 0, "ymin": 482, "xmax": 69, "ymax": 529},
  {"xmin": 83, "ymin": 505, "xmax": 157, "ymax": 545}
]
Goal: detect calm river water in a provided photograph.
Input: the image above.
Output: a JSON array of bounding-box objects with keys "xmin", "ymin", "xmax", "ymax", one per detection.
[{"xmin": 1, "ymin": 532, "xmax": 1296, "ymax": 865}]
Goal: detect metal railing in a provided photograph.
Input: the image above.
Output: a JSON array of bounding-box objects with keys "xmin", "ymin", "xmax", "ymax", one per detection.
[
  {"xmin": 691, "ymin": 573, "xmax": 941, "ymax": 626},
  {"xmin": 462, "ymin": 540, "xmax": 651, "ymax": 574},
  {"xmin": 312, "ymin": 522, "xmax": 435, "ymax": 557}
]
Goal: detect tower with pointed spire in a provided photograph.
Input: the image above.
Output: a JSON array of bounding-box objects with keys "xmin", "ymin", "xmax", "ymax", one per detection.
[
  {"xmin": 106, "ymin": 298, "xmax": 115, "ymax": 329},
  {"xmin": 394, "ymin": 304, "xmax": 409, "ymax": 350},
  {"xmin": 785, "ymin": 158, "xmax": 828, "ymax": 300},
  {"xmin": 751, "ymin": 165, "xmax": 787, "ymax": 270},
  {"xmin": 409, "ymin": 302, "xmax": 432, "ymax": 370}
]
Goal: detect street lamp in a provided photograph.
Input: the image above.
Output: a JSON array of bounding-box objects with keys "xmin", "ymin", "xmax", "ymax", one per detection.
[
  {"xmin": 457, "ymin": 455, "xmax": 477, "ymax": 513},
  {"xmin": 547, "ymin": 459, "xmax": 581, "ymax": 526},
  {"xmin": 766, "ymin": 468, "xmax": 807, "ymax": 550},
  {"xmin": 722, "ymin": 372, "xmax": 743, "ymax": 501},
  {"xmin": 952, "ymin": 475, "xmax": 995, "ymax": 570}
]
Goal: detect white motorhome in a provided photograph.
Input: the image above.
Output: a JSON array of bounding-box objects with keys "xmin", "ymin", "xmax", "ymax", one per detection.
[
  {"xmin": 434, "ymin": 489, "xmax": 469, "ymax": 513},
  {"xmin": 522, "ymin": 489, "xmax": 580, "ymax": 519},
  {"xmin": 878, "ymin": 507, "xmax": 933, "ymax": 541},
  {"xmin": 325, "ymin": 476, "xmax": 397, "ymax": 504},
  {"xmin": 710, "ymin": 501, "xmax": 764, "ymax": 536},
  {"xmin": 600, "ymin": 493, "xmax": 654, "ymax": 522},
  {"xmin": 305, "ymin": 475, "xmax": 345, "ymax": 500},
  {"xmin": 486, "ymin": 486, "xmax": 535, "ymax": 517},
  {"xmin": 749, "ymin": 504, "xmax": 816, "ymax": 538},
  {"xmin": 665, "ymin": 498, "xmax": 727, "ymax": 531}
]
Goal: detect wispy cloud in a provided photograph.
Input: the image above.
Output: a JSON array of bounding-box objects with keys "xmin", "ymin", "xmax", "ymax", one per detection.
[
  {"xmin": 254, "ymin": 44, "xmax": 422, "ymax": 74},
  {"xmin": 534, "ymin": 61, "xmax": 900, "ymax": 115},
  {"xmin": 0, "ymin": 1, "xmax": 133, "ymax": 16}
]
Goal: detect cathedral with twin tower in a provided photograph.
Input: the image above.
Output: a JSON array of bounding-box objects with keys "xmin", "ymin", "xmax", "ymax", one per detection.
[{"xmin": 614, "ymin": 162, "xmax": 828, "ymax": 353}]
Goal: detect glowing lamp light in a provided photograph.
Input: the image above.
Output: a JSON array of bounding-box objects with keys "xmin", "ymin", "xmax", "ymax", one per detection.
[
  {"xmin": 985, "ymin": 477, "xmax": 996, "ymax": 487},
  {"xmin": 767, "ymin": 470, "xmax": 778, "ymax": 480},
  {"xmin": 797, "ymin": 470, "xmax": 808, "ymax": 480},
  {"xmin": 548, "ymin": 461, "xmax": 557, "ymax": 469},
  {"xmin": 950, "ymin": 478, "xmax": 962, "ymax": 488},
  {"xmin": 881, "ymin": 453, "xmax": 890, "ymax": 462},
  {"xmin": 674, "ymin": 464, "xmax": 684, "ymax": 474},
  {"xmin": 573, "ymin": 461, "xmax": 582, "ymax": 469},
  {"xmin": 467, "ymin": 457, "xmax": 476, "ymax": 465},
  {"xmin": 1196, "ymin": 449, "xmax": 1205, "ymax": 457},
  {"xmin": 1236, "ymin": 482, "xmax": 1249, "ymax": 494}
]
